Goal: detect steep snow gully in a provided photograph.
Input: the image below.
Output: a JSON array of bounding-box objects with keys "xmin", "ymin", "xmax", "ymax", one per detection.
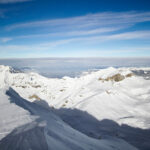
[{"xmin": 0, "ymin": 65, "xmax": 150, "ymax": 149}]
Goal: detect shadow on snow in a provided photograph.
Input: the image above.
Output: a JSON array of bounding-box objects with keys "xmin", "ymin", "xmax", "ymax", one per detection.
[{"xmin": 0, "ymin": 88, "xmax": 150, "ymax": 150}]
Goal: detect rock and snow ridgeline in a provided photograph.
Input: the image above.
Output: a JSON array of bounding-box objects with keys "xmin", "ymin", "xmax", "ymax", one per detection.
[
  {"xmin": 1, "ymin": 65, "xmax": 150, "ymax": 128},
  {"xmin": 0, "ymin": 65, "xmax": 150, "ymax": 149}
]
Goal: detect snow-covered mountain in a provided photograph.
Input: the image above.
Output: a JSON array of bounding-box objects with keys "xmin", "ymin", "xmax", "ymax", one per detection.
[
  {"xmin": 0, "ymin": 65, "xmax": 150, "ymax": 149},
  {"xmin": 1, "ymin": 87, "xmax": 136, "ymax": 150}
]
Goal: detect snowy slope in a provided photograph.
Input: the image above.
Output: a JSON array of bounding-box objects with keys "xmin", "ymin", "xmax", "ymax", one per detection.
[
  {"xmin": 0, "ymin": 65, "xmax": 150, "ymax": 149},
  {"xmin": 1, "ymin": 65, "xmax": 150, "ymax": 129},
  {"xmin": 0, "ymin": 88, "xmax": 35, "ymax": 140},
  {"xmin": 0, "ymin": 87, "xmax": 137, "ymax": 150}
]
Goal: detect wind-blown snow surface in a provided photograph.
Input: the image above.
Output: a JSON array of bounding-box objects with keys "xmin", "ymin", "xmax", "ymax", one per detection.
[{"xmin": 0, "ymin": 65, "xmax": 150, "ymax": 149}]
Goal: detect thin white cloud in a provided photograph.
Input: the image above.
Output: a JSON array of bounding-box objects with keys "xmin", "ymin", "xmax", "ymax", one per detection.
[
  {"xmin": 38, "ymin": 30, "xmax": 150, "ymax": 47},
  {"xmin": 5, "ymin": 11, "xmax": 150, "ymax": 31},
  {"xmin": 1, "ymin": 30, "xmax": 150, "ymax": 51},
  {"xmin": 0, "ymin": 37, "xmax": 12, "ymax": 43},
  {"xmin": 55, "ymin": 27, "xmax": 121, "ymax": 37},
  {"xmin": 1, "ymin": 27, "xmax": 121, "ymax": 42},
  {"xmin": 1, "ymin": 29, "xmax": 150, "ymax": 46},
  {"xmin": 1, "ymin": 11, "xmax": 150, "ymax": 57},
  {"xmin": 0, "ymin": 0, "xmax": 32, "ymax": 3},
  {"xmin": 107, "ymin": 31, "xmax": 150, "ymax": 40},
  {"xmin": 3, "ymin": 11, "xmax": 150, "ymax": 45}
]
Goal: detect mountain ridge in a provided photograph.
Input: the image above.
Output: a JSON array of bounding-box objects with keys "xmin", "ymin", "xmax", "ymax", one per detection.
[{"xmin": 0, "ymin": 65, "xmax": 150, "ymax": 149}]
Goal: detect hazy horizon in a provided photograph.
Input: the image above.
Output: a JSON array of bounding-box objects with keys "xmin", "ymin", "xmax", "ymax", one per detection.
[{"xmin": 1, "ymin": 57, "xmax": 150, "ymax": 78}]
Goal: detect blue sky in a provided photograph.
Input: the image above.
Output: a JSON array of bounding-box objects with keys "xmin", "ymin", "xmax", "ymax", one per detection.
[{"xmin": 0, "ymin": 0, "xmax": 150, "ymax": 58}]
